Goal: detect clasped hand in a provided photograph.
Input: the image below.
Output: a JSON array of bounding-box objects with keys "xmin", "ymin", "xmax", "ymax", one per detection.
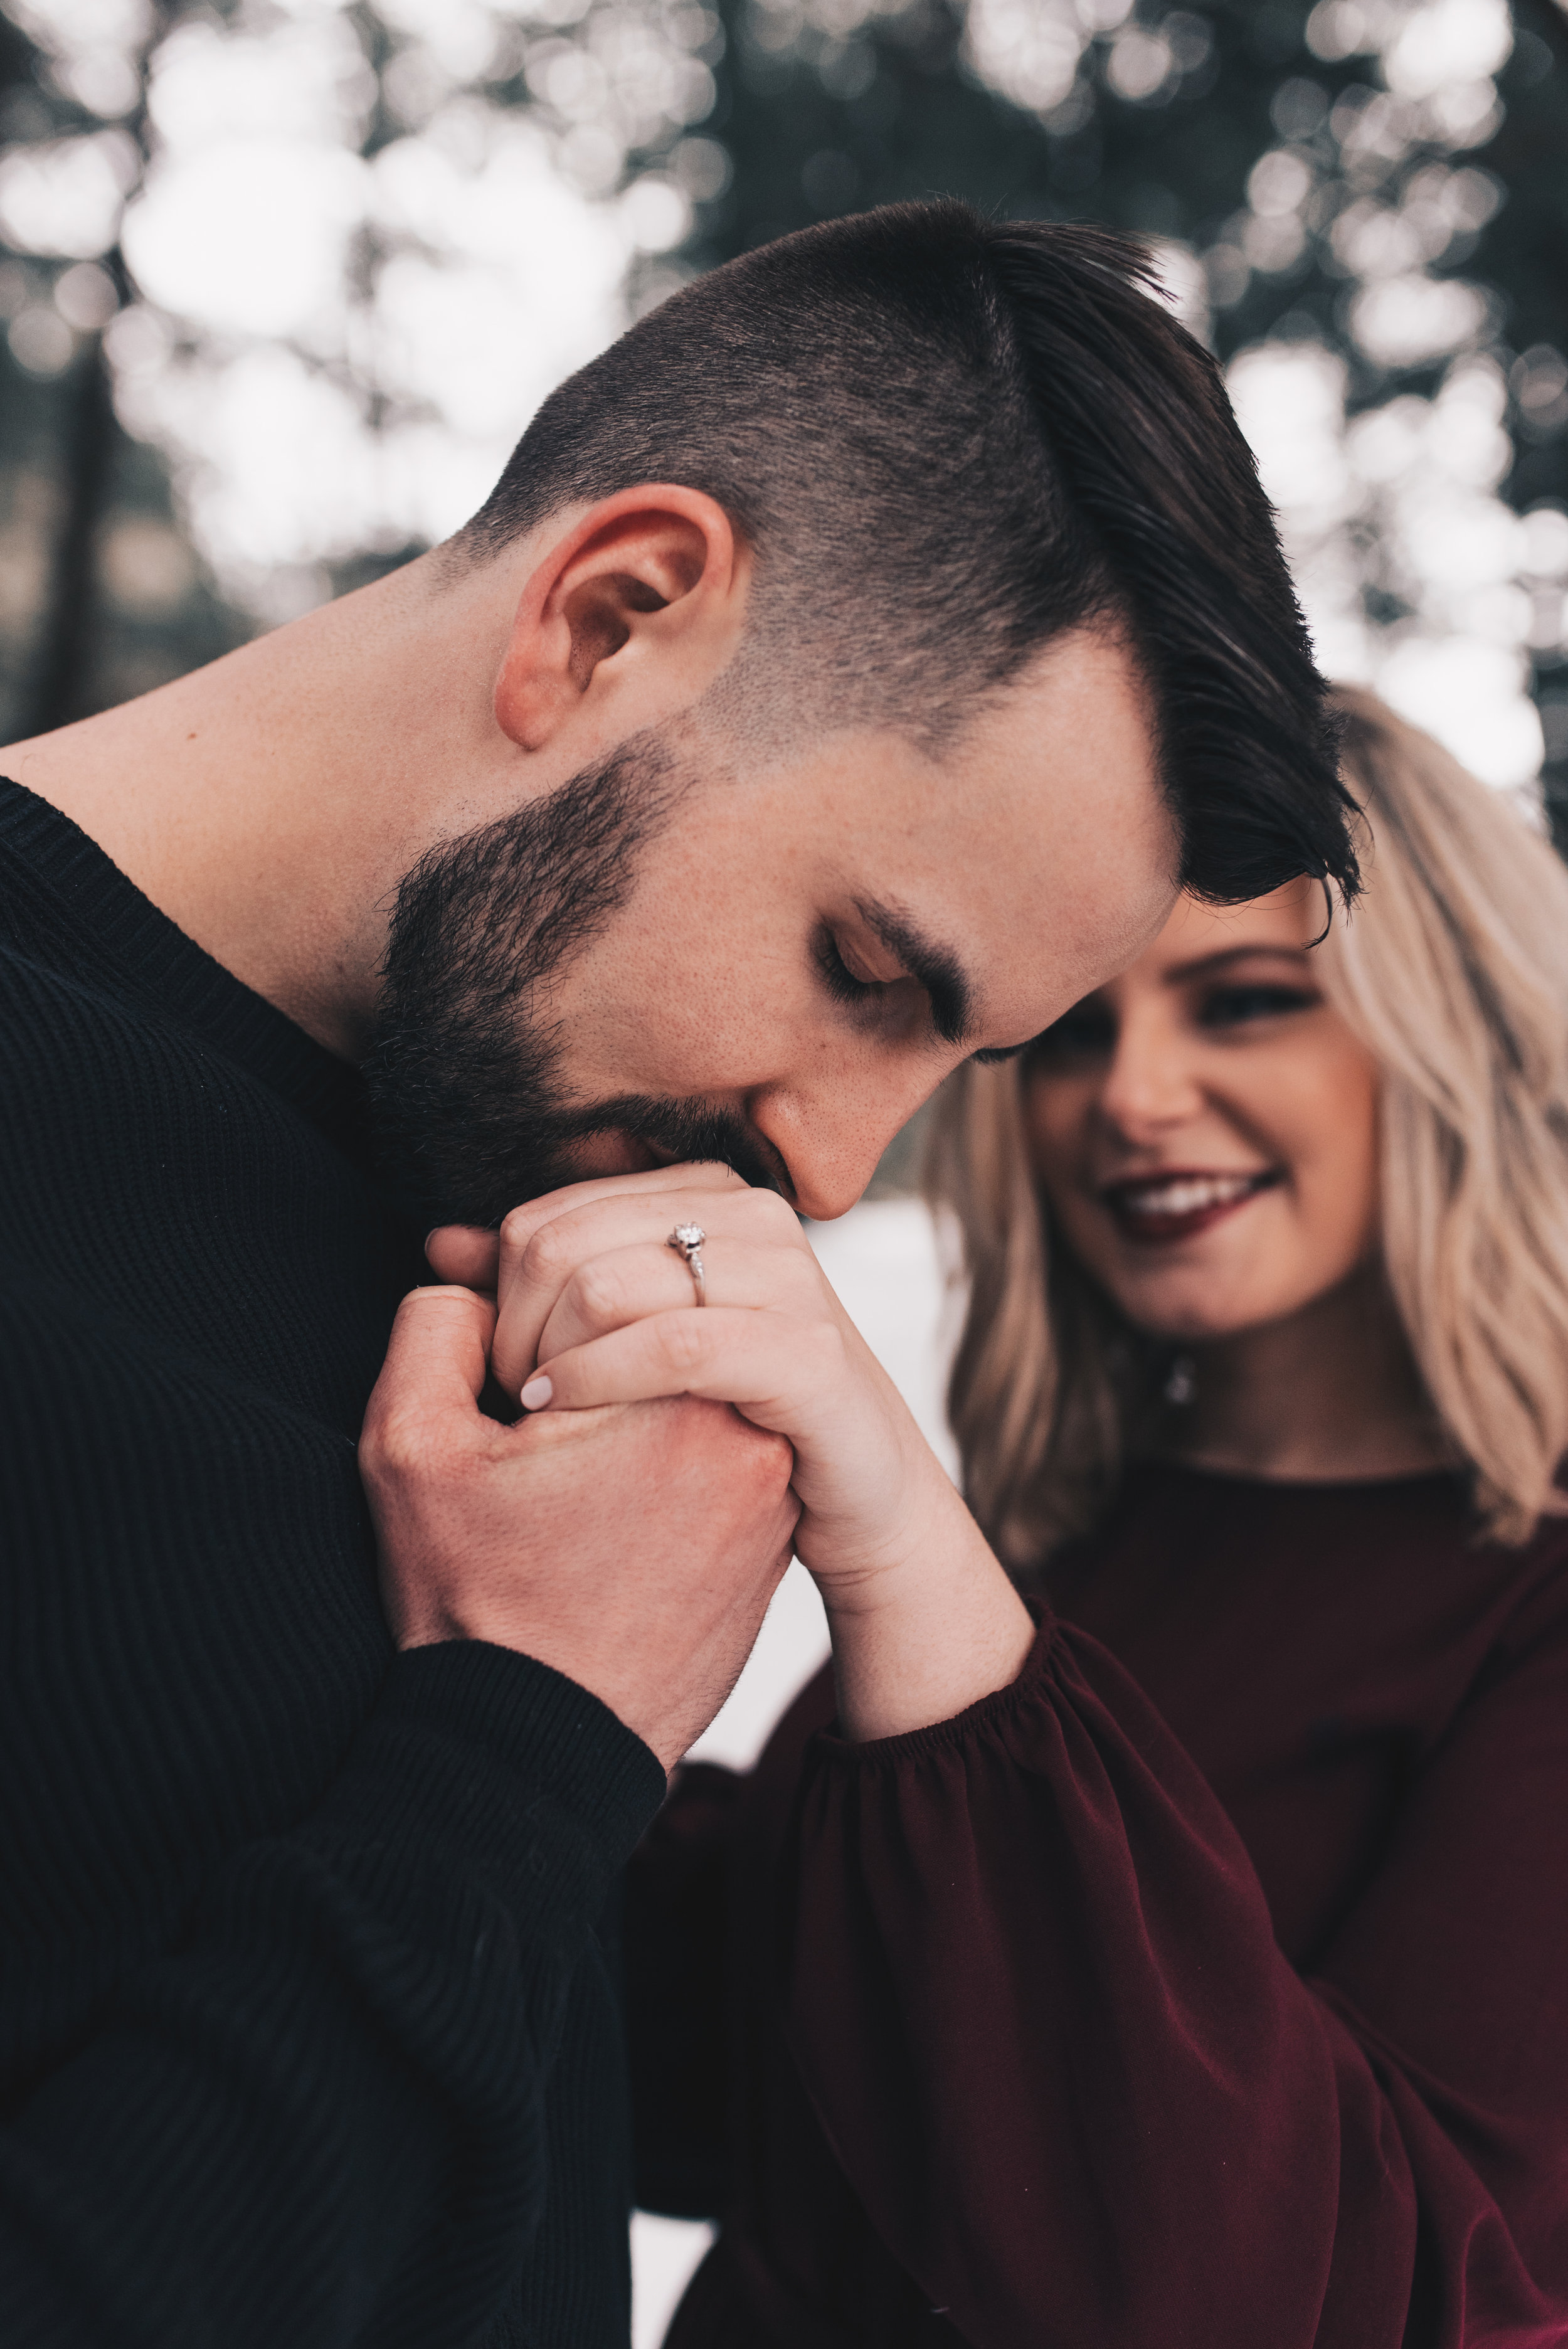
[
  {"xmin": 364, "ymin": 1161, "xmax": 1032, "ymax": 1763},
  {"xmin": 421, "ymin": 1163, "xmax": 1036, "ymax": 1746},
  {"xmin": 426, "ymin": 1162, "xmax": 964, "ymax": 1611}
]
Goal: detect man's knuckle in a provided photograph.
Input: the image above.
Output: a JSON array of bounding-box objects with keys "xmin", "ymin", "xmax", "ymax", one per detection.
[
  {"xmin": 663, "ymin": 1392, "xmax": 725, "ymax": 1434},
  {"xmin": 749, "ymin": 1427, "xmax": 796, "ymax": 1490},
  {"xmin": 364, "ymin": 1404, "xmax": 439, "ymax": 1483}
]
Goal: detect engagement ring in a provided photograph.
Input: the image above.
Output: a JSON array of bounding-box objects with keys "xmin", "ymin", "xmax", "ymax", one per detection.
[{"xmin": 667, "ymin": 1221, "xmax": 707, "ymax": 1307}]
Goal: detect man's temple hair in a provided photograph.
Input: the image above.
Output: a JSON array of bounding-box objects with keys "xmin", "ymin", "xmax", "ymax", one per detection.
[{"xmin": 455, "ymin": 200, "xmax": 1359, "ymax": 908}]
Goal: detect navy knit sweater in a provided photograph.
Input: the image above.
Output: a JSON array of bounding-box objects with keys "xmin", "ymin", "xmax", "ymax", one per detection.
[{"xmin": 0, "ymin": 776, "xmax": 665, "ymax": 2348}]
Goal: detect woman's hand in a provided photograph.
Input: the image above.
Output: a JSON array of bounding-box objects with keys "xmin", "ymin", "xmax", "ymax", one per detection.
[
  {"xmin": 431, "ymin": 1164, "xmax": 953, "ymax": 1599},
  {"xmin": 427, "ymin": 1165, "xmax": 1036, "ymax": 1741}
]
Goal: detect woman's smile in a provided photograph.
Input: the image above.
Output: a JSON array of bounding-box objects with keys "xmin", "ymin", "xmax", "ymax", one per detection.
[
  {"xmin": 1024, "ymin": 884, "xmax": 1384, "ymax": 1344},
  {"xmin": 1100, "ymin": 1166, "xmax": 1283, "ymax": 1246}
]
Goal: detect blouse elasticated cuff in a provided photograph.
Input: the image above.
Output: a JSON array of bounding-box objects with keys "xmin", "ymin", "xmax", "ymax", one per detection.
[{"xmin": 805, "ymin": 1608, "xmax": 1058, "ymax": 1769}]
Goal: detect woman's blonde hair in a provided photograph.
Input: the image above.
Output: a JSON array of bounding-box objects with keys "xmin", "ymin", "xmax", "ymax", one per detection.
[{"xmin": 928, "ymin": 686, "xmax": 1568, "ymax": 1564}]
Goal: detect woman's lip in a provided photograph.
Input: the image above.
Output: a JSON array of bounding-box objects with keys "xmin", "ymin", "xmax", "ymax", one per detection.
[{"xmin": 1099, "ymin": 1169, "xmax": 1281, "ymax": 1246}]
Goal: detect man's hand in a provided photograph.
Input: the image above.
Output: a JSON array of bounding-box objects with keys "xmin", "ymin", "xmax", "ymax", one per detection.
[
  {"xmin": 428, "ymin": 1167, "xmax": 970, "ymax": 1604},
  {"xmin": 360, "ymin": 1286, "xmax": 800, "ymax": 1771},
  {"xmin": 425, "ymin": 1171, "xmax": 1036, "ymax": 1747}
]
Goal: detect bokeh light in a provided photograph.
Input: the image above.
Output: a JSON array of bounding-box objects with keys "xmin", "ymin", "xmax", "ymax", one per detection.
[{"xmin": 0, "ymin": 0, "xmax": 1561, "ymax": 798}]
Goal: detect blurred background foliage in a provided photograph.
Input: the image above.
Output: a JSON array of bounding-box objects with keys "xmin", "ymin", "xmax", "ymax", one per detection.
[{"xmin": 1, "ymin": 0, "xmax": 1565, "ymax": 837}]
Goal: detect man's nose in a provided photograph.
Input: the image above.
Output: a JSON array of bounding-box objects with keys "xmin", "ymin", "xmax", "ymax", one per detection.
[{"xmin": 751, "ymin": 1069, "xmax": 945, "ymax": 1223}]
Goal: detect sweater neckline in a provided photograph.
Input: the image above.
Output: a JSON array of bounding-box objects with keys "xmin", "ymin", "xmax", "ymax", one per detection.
[
  {"xmin": 0, "ymin": 775, "xmax": 371, "ymax": 1163},
  {"xmin": 1125, "ymin": 1454, "xmax": 1467, "ymax": 1503}
]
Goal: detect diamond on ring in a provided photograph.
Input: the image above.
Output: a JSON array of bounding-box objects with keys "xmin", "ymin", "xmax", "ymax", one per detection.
[{"xmin": 667, "ymin": 1222, "xmax": 707, "ymax": 1306}]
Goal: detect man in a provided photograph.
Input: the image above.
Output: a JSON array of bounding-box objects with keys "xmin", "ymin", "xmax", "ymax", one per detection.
[{"xmin": 0, "ymin": 203, "xmax": 1354, "ymax": 2345}]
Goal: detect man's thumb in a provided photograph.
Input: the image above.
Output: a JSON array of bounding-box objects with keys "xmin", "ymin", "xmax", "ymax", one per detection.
[
  {"xmin": 425, "ymin": 1225, "xmax": 502, "ymax": 1292},
  {"xmin": 365, "ymin": 1286, "xmax": 499, "ymax": 1436}
]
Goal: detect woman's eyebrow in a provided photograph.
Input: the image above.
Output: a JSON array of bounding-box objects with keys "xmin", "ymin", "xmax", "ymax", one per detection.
[{"xmin": 1163, "ymin": 943, "xmax": 1315, "ymax": 985}]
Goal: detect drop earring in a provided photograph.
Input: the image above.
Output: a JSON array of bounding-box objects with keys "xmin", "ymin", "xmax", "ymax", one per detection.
[{"xmin": 1164, "ymin": 1352, "xmax": 1196, "ymax": 1408}]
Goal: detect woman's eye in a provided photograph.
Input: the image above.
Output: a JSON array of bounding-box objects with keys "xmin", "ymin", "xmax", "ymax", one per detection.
[
  {"xmin": 1199, "ymin": 984, "xmax": 1316, "ymax": 1029},
  {"xmin": 1026, "ymin": 1002, "xmax": 1116, "ymax": 1064}
]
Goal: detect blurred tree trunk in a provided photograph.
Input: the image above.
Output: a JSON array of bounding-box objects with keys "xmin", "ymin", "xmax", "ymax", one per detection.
[
  {"xmin": 13, "ymin": 1, "xmax": 182, "ymax": 741},
  {"xmin": 24, "ymin": 334, "xmax": 118, "ymax": 738}
]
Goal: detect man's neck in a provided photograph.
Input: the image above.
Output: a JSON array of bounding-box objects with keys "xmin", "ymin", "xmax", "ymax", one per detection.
[{"xmin": 0, "ymin": 550, "xmax": 523, "ymax": 1061}]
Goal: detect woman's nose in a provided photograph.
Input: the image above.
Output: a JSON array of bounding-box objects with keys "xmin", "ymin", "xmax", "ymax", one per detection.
[{"xmin": 1094, "ymin": 1015, "xmax": 1203, "ymax": 1142}]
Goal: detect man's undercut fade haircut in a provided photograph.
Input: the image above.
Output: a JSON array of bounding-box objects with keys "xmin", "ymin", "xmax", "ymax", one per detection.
[{"xmin": 457, "ymin": 199, "xmax": 1359, "ymax": 907}]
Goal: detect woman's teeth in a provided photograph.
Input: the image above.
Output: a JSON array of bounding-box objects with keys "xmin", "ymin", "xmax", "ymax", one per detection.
[{"xmin": 1115, "ymin": 1174, "xmax": 1263, "ymax": 1217}]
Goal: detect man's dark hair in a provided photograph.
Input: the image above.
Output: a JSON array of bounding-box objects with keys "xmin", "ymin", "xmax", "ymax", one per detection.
[{"xmin": 457, "ymin": 200, "xmax": 1358, "ymax": 906}]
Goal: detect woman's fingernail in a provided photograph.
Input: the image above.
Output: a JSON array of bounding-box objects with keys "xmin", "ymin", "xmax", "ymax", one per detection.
[{"xmin": 520, "ymin": 1374, "xmax": 554, "ymax": 1411}]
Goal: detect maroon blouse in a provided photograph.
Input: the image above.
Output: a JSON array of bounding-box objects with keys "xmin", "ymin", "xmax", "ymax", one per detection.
[{"xmin": 624, "ymin": 1463, "xmax": 1568, "ymax": 2348}]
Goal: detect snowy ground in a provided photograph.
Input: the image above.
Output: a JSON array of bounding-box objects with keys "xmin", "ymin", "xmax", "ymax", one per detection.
[{"xmin": 629, "ymin": 1196, "xmax": 956, "ymax": 2348}]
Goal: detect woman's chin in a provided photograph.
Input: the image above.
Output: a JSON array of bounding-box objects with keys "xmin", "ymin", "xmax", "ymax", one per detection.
[
  {"xmin": 1057, "ymin": 1198, "xmax": 1322, "ymax": 1348},
  {"xmin": 1099, "ymin": 1258, "xmax": 1276, "ymax": 1347}
]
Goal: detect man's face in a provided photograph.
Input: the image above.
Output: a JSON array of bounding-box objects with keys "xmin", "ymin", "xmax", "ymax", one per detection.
[{"xmin": 368, "ymin": 626, "xmax": 1175, "ymax": 1228}]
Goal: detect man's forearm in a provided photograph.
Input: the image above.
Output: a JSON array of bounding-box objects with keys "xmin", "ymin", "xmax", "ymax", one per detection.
[{"xmin": 0, "ymin": 1643, "xmax": 664, "ymax": 2349}]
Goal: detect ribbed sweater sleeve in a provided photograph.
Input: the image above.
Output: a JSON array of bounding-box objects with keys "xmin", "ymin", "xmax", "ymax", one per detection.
[
  {"xmin": 0, "ymin": 758, "xmax": 671, "ymax": 2349},
  {"xmin": 624, "ymin": 1762, "xmax": 746, "ymax": 2220},
  {"xmin": 0, "ymin": 1633, "xmax": 664, "ymax": 2349},
  {"xmin": 782, "ymin": 1607, "xmax": 1568, "ymax": 2349}
]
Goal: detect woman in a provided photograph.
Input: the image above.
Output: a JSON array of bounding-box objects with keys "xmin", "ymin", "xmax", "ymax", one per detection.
[{"xmin": 458, "ymin": 689, "xmax": 1568, "ymax": 2343}]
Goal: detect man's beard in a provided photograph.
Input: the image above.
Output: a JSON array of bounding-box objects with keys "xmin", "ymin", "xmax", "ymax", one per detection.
[{"xmin": 363, "ymin": 741, "xmax": 779, "ymax": 1229}]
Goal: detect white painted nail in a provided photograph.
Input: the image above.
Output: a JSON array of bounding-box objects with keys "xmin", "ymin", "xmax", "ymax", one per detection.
[{"xmin": 519, "ymin": 1374, "xmax": 553, "ymax": 1411}]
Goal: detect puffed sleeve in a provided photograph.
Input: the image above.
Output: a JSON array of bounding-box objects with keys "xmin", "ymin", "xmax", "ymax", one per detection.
[{"xmin": 782, "ymin": 1607, "xmax": 1568, "ymax": 2348}]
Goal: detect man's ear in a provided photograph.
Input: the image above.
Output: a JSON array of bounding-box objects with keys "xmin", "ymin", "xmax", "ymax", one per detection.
[{"xmin": 494, "ymin": 486, "xmax": 744, "ymax": 752}]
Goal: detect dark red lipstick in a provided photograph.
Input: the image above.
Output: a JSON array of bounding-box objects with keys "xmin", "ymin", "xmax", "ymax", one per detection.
[{"xmin": 1101, "ymin": 1167, "xmax": 1281, "ymax": 1245}]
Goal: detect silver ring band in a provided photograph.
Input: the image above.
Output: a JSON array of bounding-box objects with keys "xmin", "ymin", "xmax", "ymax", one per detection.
[{"xmin": 667, "ymin": 1222, "xmax": 706, "ymax": 1306}]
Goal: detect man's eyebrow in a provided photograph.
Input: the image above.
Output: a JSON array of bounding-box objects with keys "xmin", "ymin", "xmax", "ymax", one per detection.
[
  {"xmin": 857, "ymin": 898, "xmax": 972, "ymax": 1046},
  {"xmin": 1163, "ymin": 942, "xmax": 1315, "ymax": 986}
]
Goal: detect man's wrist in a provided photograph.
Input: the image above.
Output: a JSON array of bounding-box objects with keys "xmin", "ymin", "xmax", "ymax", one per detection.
[{"xmin": 305, "ymin": 1640, "xmax": 668, "ymax": 1924}]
